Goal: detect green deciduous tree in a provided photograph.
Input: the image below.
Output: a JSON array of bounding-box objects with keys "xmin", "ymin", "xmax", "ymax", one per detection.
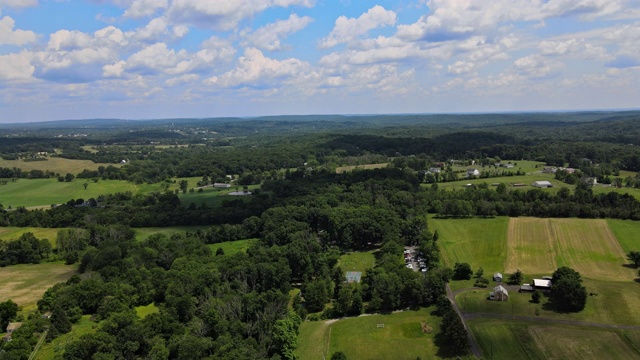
[
  {"xmin": 452, "ymin": 262, "xmax": 472, "ymax": 280},
  {"xmin": 551, "ymin": 267, "xmax": 587, "ymax": 312},
  {"xmin": 628, "ymin": 251, "xmax": 640, "ymax": 267}
]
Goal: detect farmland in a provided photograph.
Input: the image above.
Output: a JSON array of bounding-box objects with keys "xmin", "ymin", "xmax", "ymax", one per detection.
[
  {"xmin": 0, "ymin": 262, "xmax": 77, "ymax": 308},
  {"xmin": 0, "ymin": 156, "xmax": 118, "ymax": 175},
  {"xmin": 295, "ymin": 308, "xmax": 441, "ymax": 360},
  {"xmin": 467, "ymin": 319, "xmax": 640, "ymax": 360},
  {"xmin": 0, "ymin": 227, "xmax": 65, "ymax": 246},
  {"xmin": 208, "ymin": 238, "xmax": 257, "ymax": 255},
  {"xmin": 335, "ymin": 163, "xmax": 389, "ymax": 174}
]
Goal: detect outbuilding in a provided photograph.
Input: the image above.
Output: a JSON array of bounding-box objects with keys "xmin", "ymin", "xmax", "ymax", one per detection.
[
  {"xmin": 532, "ymin": 180, "xmax": 553, "ymax": 188},
  {"xmin": 489, "ymin": 285, "xmax": 509, "ymax": 301},
  {"xmin": 533, "ymin": 278, "xmax": 552, "ymax": 291},
  {"xmin": 493, "ymin": 272, "xmax": 503, "ymax": 282}
]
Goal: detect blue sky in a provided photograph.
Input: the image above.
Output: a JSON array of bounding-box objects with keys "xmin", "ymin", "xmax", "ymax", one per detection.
[{"xmin": 1, "ymin": 0, "xmax": 639, "ymax": 122}]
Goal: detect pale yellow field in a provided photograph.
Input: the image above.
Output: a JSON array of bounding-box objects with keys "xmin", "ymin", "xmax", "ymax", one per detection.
[
  {"xmin": 0, "ymin": 262, "xmax": 77, "ymax": 307},
  {"xmin": 0, "ymin": 156, "xmax": 119, "ymax": 174},
  {"xmin": 506, "ymin": 218, "xmax": 633, "ymax": 280}
]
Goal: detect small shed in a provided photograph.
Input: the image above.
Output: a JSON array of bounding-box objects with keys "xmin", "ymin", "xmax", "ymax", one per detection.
[
  {"xmin": 489, "ymin": 285, "xmax": 509, "ymax": 301},
  {"xmin": 214, "ymin": 183, "xmax": 231, "ymax": 188},
  {"xmin": 493, "ymin": 272, "xmax": 503, "ymax": 282},
  {"xmin": 346, "ymin": 271, "xmax": 362, "ymax": 283},
  {"xmin": 519, "ymin": 284, "xmax": 534, "ymax": 292},
  {"xmin": 466, "ymin": 168, "xmax": 480, "ymax": 177}
]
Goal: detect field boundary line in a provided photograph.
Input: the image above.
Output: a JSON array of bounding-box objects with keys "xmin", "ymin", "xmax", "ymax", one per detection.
[{"xmin": 28, "ymin": 329, "xmax": 47, "ymax": 360}]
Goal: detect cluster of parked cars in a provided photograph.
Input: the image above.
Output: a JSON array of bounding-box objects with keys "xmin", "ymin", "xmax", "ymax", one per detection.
[{"xmin": 404, "ymin": 249, "xmax": 428, "ymax": 273}]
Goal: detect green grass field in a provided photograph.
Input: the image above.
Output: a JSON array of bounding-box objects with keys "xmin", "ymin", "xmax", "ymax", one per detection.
[
  {"xmin": 607, "ymin": 219, "xmax": 640, "ymax": 253},
  {"xmin": 335, "ymin": 163, "xmax": 389, "ymax": 174},
  {"xmin": 296, "ymin": 308, "xmax": 441, "ymax": 360},
  {"xmin": 135, "ymin": 303, "xmax": 159, "ymax": 319},
  {"xmin": 430, "ymin": 216, "xmax": 509, "ymax": 275},
  {"xmin": 0, "ymin": 178, "xmax": 142, "ymax": 208},
  {"xmin": 35, "ymin": 315, "xmax": 98, "ymax": 360},
  {"xmin": 0, "ymin": 262, "xmax": 77, "ymax": 308},
  {"xmin": 208, "ymin": 238, "xmax": 257, "ymax": 255},
  {"xmin": 468, "ymin": 319, "xmax": 640, "ymax": 360},
  {"xmin": 0, "ymin": 227, "xmax": 66, "ymax": 247},
  {"xmin": 338, "ymin": 250, "xmax": 376, "ymax": 273},
  {"xmin": 134, "ymin": 226, "xmax": 210, "ymax": 241},
  {"xmin": 0, "ymin": 156, "xmax": 118, "ymax": 174}
]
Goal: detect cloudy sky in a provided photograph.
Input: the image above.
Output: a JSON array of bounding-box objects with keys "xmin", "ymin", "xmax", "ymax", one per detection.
[{"xmin": 1, "ymin": 0, "xmax": 639, "ymax": 122}]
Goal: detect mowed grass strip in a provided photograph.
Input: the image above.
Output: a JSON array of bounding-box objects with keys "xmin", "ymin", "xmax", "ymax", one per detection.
[
  {"xmin": 468, "ymin": 319, "xmax": 640, "ymax": 360},
  {"xmin": 505, "ymin": 218, "xmax": 633, "ymax": 281},
  {"xmin": 296, "ymin": 308, "xmax": 440, "ymax": 360},
  {"xmin": 431, "ymin": 216, "xmax": 509, "ymax": 272},
  {"xmin": 0, "ymin": 262, "xmax": 77, "ymax": 307}
]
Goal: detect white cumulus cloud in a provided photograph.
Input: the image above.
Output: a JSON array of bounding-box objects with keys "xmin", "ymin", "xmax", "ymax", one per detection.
[
  {"xmin": 0, "ymin": 16, "xmax": 37, "ymax": 45},
  {"xmin": 0, "ymin": 0, "xmax": 37, "ymax": 9},
  {"xmin": 319, "ymin": 5, "xmax": 396, "ymax": 48},
  {"xmin": 167, "ymin": 0, "xmax": 314, "ymax": 31},
  {"xmin": 124, "ymin": 0, "xmax": 168, "ymax": 18},
  {"xmin": 243, "ymin": 14, "xmax": 313, "ymax": 51}
]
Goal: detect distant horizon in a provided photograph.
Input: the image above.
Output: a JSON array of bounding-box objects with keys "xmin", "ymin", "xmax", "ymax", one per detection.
[
  {"xmin": 2, "ymin": 107, "xmax": 640, "ymax": 126},
  {"xmin": 2, "ymin": 1, "xmax": 639, "ymax": 123}
]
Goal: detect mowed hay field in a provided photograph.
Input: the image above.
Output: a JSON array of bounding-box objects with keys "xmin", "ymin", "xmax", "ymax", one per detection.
[
  {"xmin": 0, "ymin": 157, "xmax": 119, "ymax": 174},
  {"xmin": 0, "ymin": 227, "xmax": 65, "ymax": 245},
  {"xmin": 505, "ymin": 218, "xmax": 633, "ymax": 280},
  {"xmin": 296, "ymin": 308, "xmax": 440, "ymax": 360},
  {"xmin": 0, "ymin": 262, "xmax": 77, "ymax": 307},
  {"xmin": 430, "ymin": 216, "xmax": 509, "ymax": 272},
  {"xmin": 468, "ymin": 319, "xmax": 640, "ymax": 360}
]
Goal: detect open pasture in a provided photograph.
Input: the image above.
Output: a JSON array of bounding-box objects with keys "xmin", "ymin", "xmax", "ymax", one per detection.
[
  {"xmin": 468, "ymin": 319, "xmax": 640, "ymax": 360},
  {"xmin": 335, "ymin": 163, "xmax": 389, "ymax": 174},
  {"xmin": 0, "ymin": 156, "xmax": 118, "ymax": 175},
  {"xmin": 606, "ymin": 219, "xmax": 640, "ymax": 253},
  {"xmin": 134, "ymin": 226, "xmax": 210, "ymax": 241},
  {"xmin": 35, "ymin": 315, "xmax": 98, "ymax": 360},
  {"xmin": 296, "ymin": 308, "xmax": 440, "ymax": 360},
  {"xmin": 0, "ymin": 227, "xmax": 64, "ymax": 246},
  {"xmin": 179, "ymin": 184, "xmax": 260, "ymax": 208},
  {"xmin": 505, "ymin": 218, "xmax": 632, "ymax": 281},
  {"xmin": 0, "ymin": 178, "xmax": 140, "ymax": 208},
  {"xmin": 430, "ymin": 216, "xmax": 509, "ymax": 272},
  {"xmin": 0, "ymin": 262, "xmax": 77, "ymax": 307}
]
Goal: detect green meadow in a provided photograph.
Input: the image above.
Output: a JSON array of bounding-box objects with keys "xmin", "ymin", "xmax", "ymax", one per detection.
[
  {"xmin": 208, "ymin": 238, "xmax": 257, "ymax": 255},
  {"xmin": 0, "ymin": 156, "xmax": 117, "ymax": 174},
  {"xmin": 467, "ymin": 319, "xmax": 640, "ymax": 360},
  {"xmin": 0, "ymin": 227, "xmax": 65, "ymax": 246},
  {"xmin": 0, "ymin": 262, "xmax": 77, "ymax": 308},
  {"xmin": 134, "ymin": 226, "xmax": 210, "ymax": 241},
  {"xmin": 338, "ymin": 250, "xmax": 377, "ymax": 273},
  {"xmin": 35, "ymin": 315, "xmax": 98, "ymax": 360},
  {"xmin": 296, "ymin": 308, "xmax": 441, "ymax": 360}
]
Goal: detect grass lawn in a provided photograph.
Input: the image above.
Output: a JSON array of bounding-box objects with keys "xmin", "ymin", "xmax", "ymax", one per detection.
[
  {"xmin": 335, "ymin": 163, "xmax": 389, "ymax": 174},
  {"xmin": 456, "ymin": 278, "xmax": 640, "ymax": 325},
  {"xmin": 0, "ymin": 156, "xmax": 118, "ymax": 175},
  {"xmin": 607, "ymin": 219, "xmax": 640, "ymax": 253},
  {"xmin": 591, "ymin": 184, "xmax": 640, "ymax": 201},
  {"xmin": 0, "ymin": 262, "xmax": 77, "ymax": 308},
  {"xmin": 506, "ymin": 218, "xmax": 633, "ymax": 281},
  {"xmin": 135, "ymin": 303, "xmax": 159, "ymax": 319},
  {"xmin": 134, "ymin": 226, "xmax": 210, "ymax": 241},
  {"xmin": 208, "ymin": 238, "xmax": 257, "ymax": 255},
  {"xmin": 338, "ymin": 250, "xmax": 376, "ymax": 273},
  {"xmin": 35, "ymin": 315, "xmax": 98, "ymax": 360},
  {"xmin": 296, "ymin": 308, "xmax": 441, "ymax": 360},
  {"xmin": 430, "ymin": 173, "xmax": 569, "ymax": 193},
  {"xmin": 468, "ymin": 319, "xmax": 640, "ymax": 360},
  {"xmin": 430, "ymin": 216, "xmax": 509, "ymax": 276}
]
